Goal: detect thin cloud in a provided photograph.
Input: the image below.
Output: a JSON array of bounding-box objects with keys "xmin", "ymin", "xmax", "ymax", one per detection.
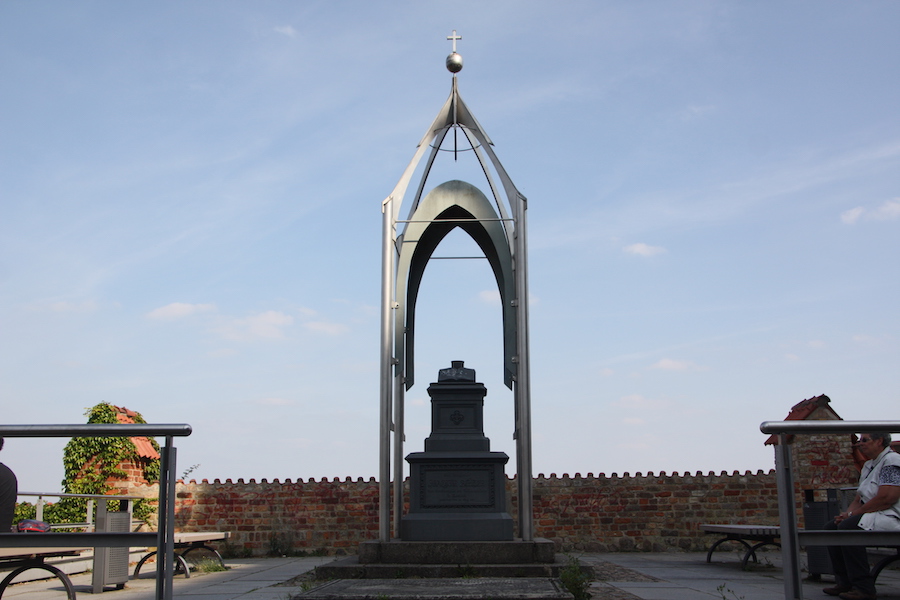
[
  {"xmin": 253, "ymin": 397, "xmax": 295, "ymax": 407},
  {"xmin": 852, "ymin": 334, "xmax": 890, "ymax": 346},
  {"xmin": 650, "ymin": 358, "xmax": 706, "ymax": 372},
  {"xmin": 623, "ymin": 242, "xmax": 667, "ymax": 257},
  {"xmin": 302, "ymin": 320, "xmax": 349, "ymax": 336},
  {"xmin": 614, "ymin": 394, "xmax": 671, "ymax": 410},
  {"xmin": 146, "ymin": 302, "xmax": 216, "ymax": 320},
  {"xmin": 30, "ymin": 300, "xmax": 99, "ymax": 313},
  {"xmin": 207, "ymin": 348, "xmax": 238, "ymax": 358},
  {"xmin": 215, "ymin": 310, "xmax": 293, "ymax": 340},
  {"xmin": 874, "ymin": 199, "xmax": 900, "ymax": 220},
  {"xmin": 841, "ymin": 199, "xmax": 900, "ymax": 224},
  {"xmin": 546, "ymin": 141, "xmax": 900, "ymax": 250},
  {"xmin": 680, "ymin": 104, "xmax": 716, "ymax": 121},
  {"xmin": 841, "ymin": 207, "xmax": 865, "ymax": 224},
  {"xmin": 478, "ymin": 289, "xmax": 501, "ymax": 305},
  {"xmin": 273, "ymin": 25, "xmax": 296, "ymax": 37}
]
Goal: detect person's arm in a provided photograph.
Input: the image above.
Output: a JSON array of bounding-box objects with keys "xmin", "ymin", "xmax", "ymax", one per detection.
[
  {"xmin": 834, "ymin": 494, "xmax": 863, "ymax": 523},
  {"xmin": 855, "ymin": 484, "xmax": 900, "ymax": 515}
]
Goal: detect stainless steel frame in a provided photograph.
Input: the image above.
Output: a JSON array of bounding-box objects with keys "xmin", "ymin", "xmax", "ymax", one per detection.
[
  {"xmin": 759, "ymin": 420, "xmax": 900, "ymax": 600},
  {"xmin": 0, "ymin": 423, "xmax": 192, "ymax": 600},
  {"xmin": 379, "ymin": 72, "xmax": 533, "ymax": 541}
]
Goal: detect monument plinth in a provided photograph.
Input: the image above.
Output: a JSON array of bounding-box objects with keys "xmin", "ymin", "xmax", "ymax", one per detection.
[{"xmin": 401, "ymin": 362, "xmax": 514, "ymax": 541}]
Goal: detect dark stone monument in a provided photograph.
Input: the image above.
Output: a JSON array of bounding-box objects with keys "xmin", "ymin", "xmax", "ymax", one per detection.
[
  {"xmin": 400, "ymin": 361, "xmax": 514, "ymax": 541},
  {"xmin": 321, "ymin": 360, "xmax": 559, "ymax": 578}
]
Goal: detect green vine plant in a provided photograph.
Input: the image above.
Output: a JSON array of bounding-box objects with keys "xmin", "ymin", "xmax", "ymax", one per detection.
[{"xmin": 47, "ymin": 403, "xmax": 160, "ymax": 525}]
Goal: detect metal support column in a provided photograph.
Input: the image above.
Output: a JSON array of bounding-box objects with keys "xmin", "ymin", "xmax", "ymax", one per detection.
[
  {"xmin": 379, "ymin": 196, "xmax": 395, "ymax": 542},
  {"xmin": 774, "ymin": 434, "xmax": 803, "ymax": 600},
  {"xmin": 156, "ymin": 436, "xmax": 177, "ymax": 600},
  {"xmin": 514, "ymin": 193, "xmax": 533, "ymax": 541},
  {"xmin": 392, "ymin": 378, "xmax": 405, "ymax": 538}
]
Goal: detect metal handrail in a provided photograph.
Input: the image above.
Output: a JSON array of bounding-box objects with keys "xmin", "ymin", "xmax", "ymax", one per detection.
[
  {"xmin": 19, "ymin": 491, "xmax": 146, "ymax": 499},
  {"xmin": 0, "ymin": 423, "xmax": 191, "ymax": 600},
  {"xmin": 0, "ymin": 424, "xmax": 192, "ymax": 437},
  {"xmin": 18, "ymin": 491, "xmax": 147, "ymax": 529},
  {"xmin": 760, "ymin": 421, "xmax": 900, "ymax": 435},
  {"xmin": 760, "ymin": 420, "xmax": 900, "ymax": 600}
]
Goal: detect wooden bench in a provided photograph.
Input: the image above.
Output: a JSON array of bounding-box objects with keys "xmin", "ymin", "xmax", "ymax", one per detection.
[
  {"xmin": 0, "ymin": 530, "xmax": 230, "ymax": 598},
  {"xmin": 702, "ymin": 524, "xmax": 900, "ymax": 581},
  {"xmin": 702, "ymin": 524, "xmax": 781, "ymax": 568},
  {"xmin": 0, "ymin": 547, "xmax": 89, "ymax": 600},
  {"xmin": 133, "ymin": 531, "xmax": 231, "ymax": 579}
]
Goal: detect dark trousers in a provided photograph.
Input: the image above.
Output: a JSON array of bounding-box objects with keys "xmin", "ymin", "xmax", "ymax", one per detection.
[{"xmin": 825, "ymin": 514, "xmax": 875, "ymax": 595}]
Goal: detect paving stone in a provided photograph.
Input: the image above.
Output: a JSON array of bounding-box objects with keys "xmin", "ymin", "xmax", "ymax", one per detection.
[{"xmin": 295, "ymin": 577, "xmax": 573, "ymax": 599}]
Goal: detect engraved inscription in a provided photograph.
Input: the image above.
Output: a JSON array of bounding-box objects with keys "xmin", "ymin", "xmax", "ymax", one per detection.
[{"xmin": 421, "ymin": 466, "xmax": 494, "ymax": 508}]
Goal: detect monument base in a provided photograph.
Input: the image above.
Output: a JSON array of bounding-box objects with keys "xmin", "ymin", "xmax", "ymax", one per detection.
[
  {"xmin": 314, "ymin": 539, "xmax": 576, "ymax": 580},
  {"xmin": 359, "ymin": 538, "xmax": 556, "ymax": 565},
  {"xmin": 400, "ymin": 512, "xmax": 514, "ymax": 541}
]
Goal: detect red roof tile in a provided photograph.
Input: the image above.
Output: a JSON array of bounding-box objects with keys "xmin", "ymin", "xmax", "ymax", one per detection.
[
  {"xmin": 764, "ymin": 394, "xmax": 841, "ymax": 445},
  {"xmin": 113, "ymin": 405, "xmax": 160, "ymax": 460}
]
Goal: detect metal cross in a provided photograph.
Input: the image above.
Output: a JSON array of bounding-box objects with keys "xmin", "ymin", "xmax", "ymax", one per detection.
[{"xmin": 447, "ymin": 30, "xmax": 461, "ymax": 53}]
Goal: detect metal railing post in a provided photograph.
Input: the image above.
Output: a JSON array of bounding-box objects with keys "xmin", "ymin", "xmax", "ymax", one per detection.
[
  {"xmin": 156, "ymin": 436, "xmax": 177, "ymax": 600},
  {"xmin": 774, "ymin": 434, "xmax": 803, "ymax": 600}
]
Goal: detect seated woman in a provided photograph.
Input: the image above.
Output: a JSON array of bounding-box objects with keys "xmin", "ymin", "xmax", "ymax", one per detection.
[
  {"xmin": 824, "ymin": 432, "xmax": 900, "ymax": 600},
  {"xmin": 0, "ymin": 438, "xmax": 17, "ymax": 533}
]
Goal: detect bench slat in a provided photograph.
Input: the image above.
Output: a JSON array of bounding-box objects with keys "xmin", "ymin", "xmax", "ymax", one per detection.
[
  {"xmin": 798, "ymin": 530, "xmax": 900, "ymax": 547},
  {"xmin": 701, "ymin": 524, "xmax": 780, "ymax": 537},
  {"xmin": 0, "ymin": 532, "xmax": 157, "ymax": 548}
]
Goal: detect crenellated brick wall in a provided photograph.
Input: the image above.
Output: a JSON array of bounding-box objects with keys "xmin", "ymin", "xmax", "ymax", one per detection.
[
  {"xmin": 126, "ymin": 470, "xmax": 782, "ymax": 555},
  {"xmin": 173, "ymin": 477, "xmax": 381, "ymax": 553},
  {"xmin": 117, "ymin": 433, "xmax": 859, "ymax": 556},
  {"xmin": 529, "ymin": 470, "xmax": 780, "ymax": 552}
]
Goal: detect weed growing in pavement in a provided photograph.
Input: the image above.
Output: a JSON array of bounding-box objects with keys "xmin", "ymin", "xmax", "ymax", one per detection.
[{"xmin": 559, "ymin": 554, "xmax": 592, "ymax": 600}]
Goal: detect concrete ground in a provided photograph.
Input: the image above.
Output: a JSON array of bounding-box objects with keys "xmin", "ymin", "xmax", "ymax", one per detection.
[
  {"xmin": 584, "ymin": 551, "xmax": 900, "ymax": 600},
  {"xmin": 1, "ymin": 551, "xmax": 898, "ymax": 600}
]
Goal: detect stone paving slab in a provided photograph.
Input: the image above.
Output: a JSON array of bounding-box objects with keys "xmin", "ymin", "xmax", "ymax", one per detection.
[
  {"xmin": 296, "ymin": 577, "xmax": 573, "ymax": 599},
  {"xmin": 3, "ymin": 552, "xmax": 899, "ymax": 600},
  {"xmin": 595, "ymin": 551, "xmax": 900, "ymax": 600}
]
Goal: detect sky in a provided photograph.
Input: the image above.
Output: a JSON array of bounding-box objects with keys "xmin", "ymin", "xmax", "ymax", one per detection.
[{"xmin": 1, "ymin": 2, "xmax": 898, "ymax": 494}]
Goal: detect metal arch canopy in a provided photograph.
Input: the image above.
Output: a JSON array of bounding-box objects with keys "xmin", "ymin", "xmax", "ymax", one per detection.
[
  {"xmin": 380, "ymin": 59, "xmax": 534, "ymax": 543},
  {"xmin": 394, "ymin": 180, "xmax": 517, "ymax": 391}
]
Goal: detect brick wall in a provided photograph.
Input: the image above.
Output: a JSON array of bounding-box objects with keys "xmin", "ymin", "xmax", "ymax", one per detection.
[
  {"xmin": 127, "ymin": 470, "xmax": 780, "ymax": 555},
  {"xmin": 528, "ymin": 470, "xmax": 780, "ymax": 552},
  {"xmin": 121, "ymin": 434, "xmax": 860, "ymax": 555},
  {"xmin": 790, "ymin": 433, "xmax": 858, "ymax": 497}
]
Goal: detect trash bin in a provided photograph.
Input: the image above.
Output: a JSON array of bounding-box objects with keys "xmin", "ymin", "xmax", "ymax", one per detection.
[
  {"xmin": 803, "ymin": 489, "xmax": 841, "ymax": 578},
  {"xmin": 92, "ymin": 497, "xmax": 134, "ymax": 593}
]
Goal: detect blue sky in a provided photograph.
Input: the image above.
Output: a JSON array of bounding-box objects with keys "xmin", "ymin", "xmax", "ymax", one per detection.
[{"xmin": 2, "ymin": 2, "xmax": 898, "ymax": 493}]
